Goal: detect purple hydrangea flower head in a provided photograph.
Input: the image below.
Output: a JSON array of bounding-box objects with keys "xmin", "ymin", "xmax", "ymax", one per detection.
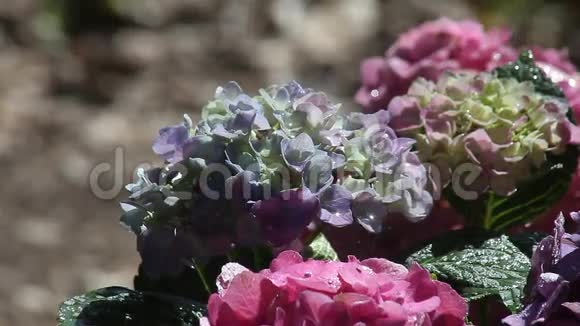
[
  {"xmin": 339, "ymin": 110, "xmax": 433, "ymax": 232},
  {"xmin": 503, "ymin": 212, "xmax": 580, "ymax": 325}
]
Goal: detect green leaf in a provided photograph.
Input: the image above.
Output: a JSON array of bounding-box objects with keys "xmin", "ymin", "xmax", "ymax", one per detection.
[
  {"xmin": 495, "ymin": 50, "xmax": 566, "ymax": 101},
  {"xmin": 58, "ymin": 287, "xmax": 206, "ymax": 326},
  {"xmin": 407, "ymin": 235, "xmax": 530, "ymax": 313},
  {"xmin": 304, "ymin": 233, "xmax": 338, "ymax": 261}
]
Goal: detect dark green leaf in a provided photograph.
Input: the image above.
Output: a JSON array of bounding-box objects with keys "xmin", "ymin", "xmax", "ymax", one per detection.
[
  {"xmin": 494, "ymin": 50, "xmax": 565, "ymax": 101},
  {"xmin": 58, "ymin": 287, "xmax": 206, "ymax": 326},
  {"xmin": 407, "ymin": 235, "xmax": 530, "ymax": 313},
  {"xmin": 508, "ymin": 232, "xmax": 548, "ymax": 257},
  {"xmin": 134, "ymin": 257, "xmax": 225, "ymax": 303}
]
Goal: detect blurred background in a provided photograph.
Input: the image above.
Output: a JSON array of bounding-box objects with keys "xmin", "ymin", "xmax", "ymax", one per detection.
[{"xmin": 1, "ymin": 0, "xmax": 580, "ymax": 324}]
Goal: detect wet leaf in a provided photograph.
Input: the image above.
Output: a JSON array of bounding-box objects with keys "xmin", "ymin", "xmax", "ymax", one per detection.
[
  {"xmin": 58, "ymin": 287, "xmax": 206, "ymax": 326},
  {"xmin": 407, "ymin": 235, "xmax": 530, "ymax": 312}
]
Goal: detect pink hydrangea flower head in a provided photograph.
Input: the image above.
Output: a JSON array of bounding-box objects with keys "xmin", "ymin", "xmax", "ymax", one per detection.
[
  {"xmin": 202, "ymin": 251, "xmax": 467, "ymax": 326},
  {"xmin": 356, "ymin": 17, "xmax": 580, "ymax": 236},
  {"xmin": 356, "ymin": 17, "xmax": 515, "ymax": 113},
  {"xmin": 389, "ymin": 67, "xmax": 579, "ymax": 196}
]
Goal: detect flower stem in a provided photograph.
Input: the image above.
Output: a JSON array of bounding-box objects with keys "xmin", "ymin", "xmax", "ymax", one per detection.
[
  {"xmin": 191, "ymin": 259, "xmax": 211, "ymax": 295},
  {"xmin": 483, "ymin": 192, "xmax": 495, "ymax": 229}
]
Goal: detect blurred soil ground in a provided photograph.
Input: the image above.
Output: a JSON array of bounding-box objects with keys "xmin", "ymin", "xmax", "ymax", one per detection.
[{"xmin": 0, "ymin": 0, "xmax": 579, "ymax": 324}]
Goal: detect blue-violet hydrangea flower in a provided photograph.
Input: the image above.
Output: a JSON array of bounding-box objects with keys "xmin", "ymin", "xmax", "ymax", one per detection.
[{"xmin": 121, "ymin": 81, "xmax": 433, "ymax": 277}]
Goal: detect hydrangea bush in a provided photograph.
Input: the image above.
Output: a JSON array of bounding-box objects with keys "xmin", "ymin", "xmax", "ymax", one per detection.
[{"xmin": 59, "ymin": 18, "xmax": 580, "ymax": 326}]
